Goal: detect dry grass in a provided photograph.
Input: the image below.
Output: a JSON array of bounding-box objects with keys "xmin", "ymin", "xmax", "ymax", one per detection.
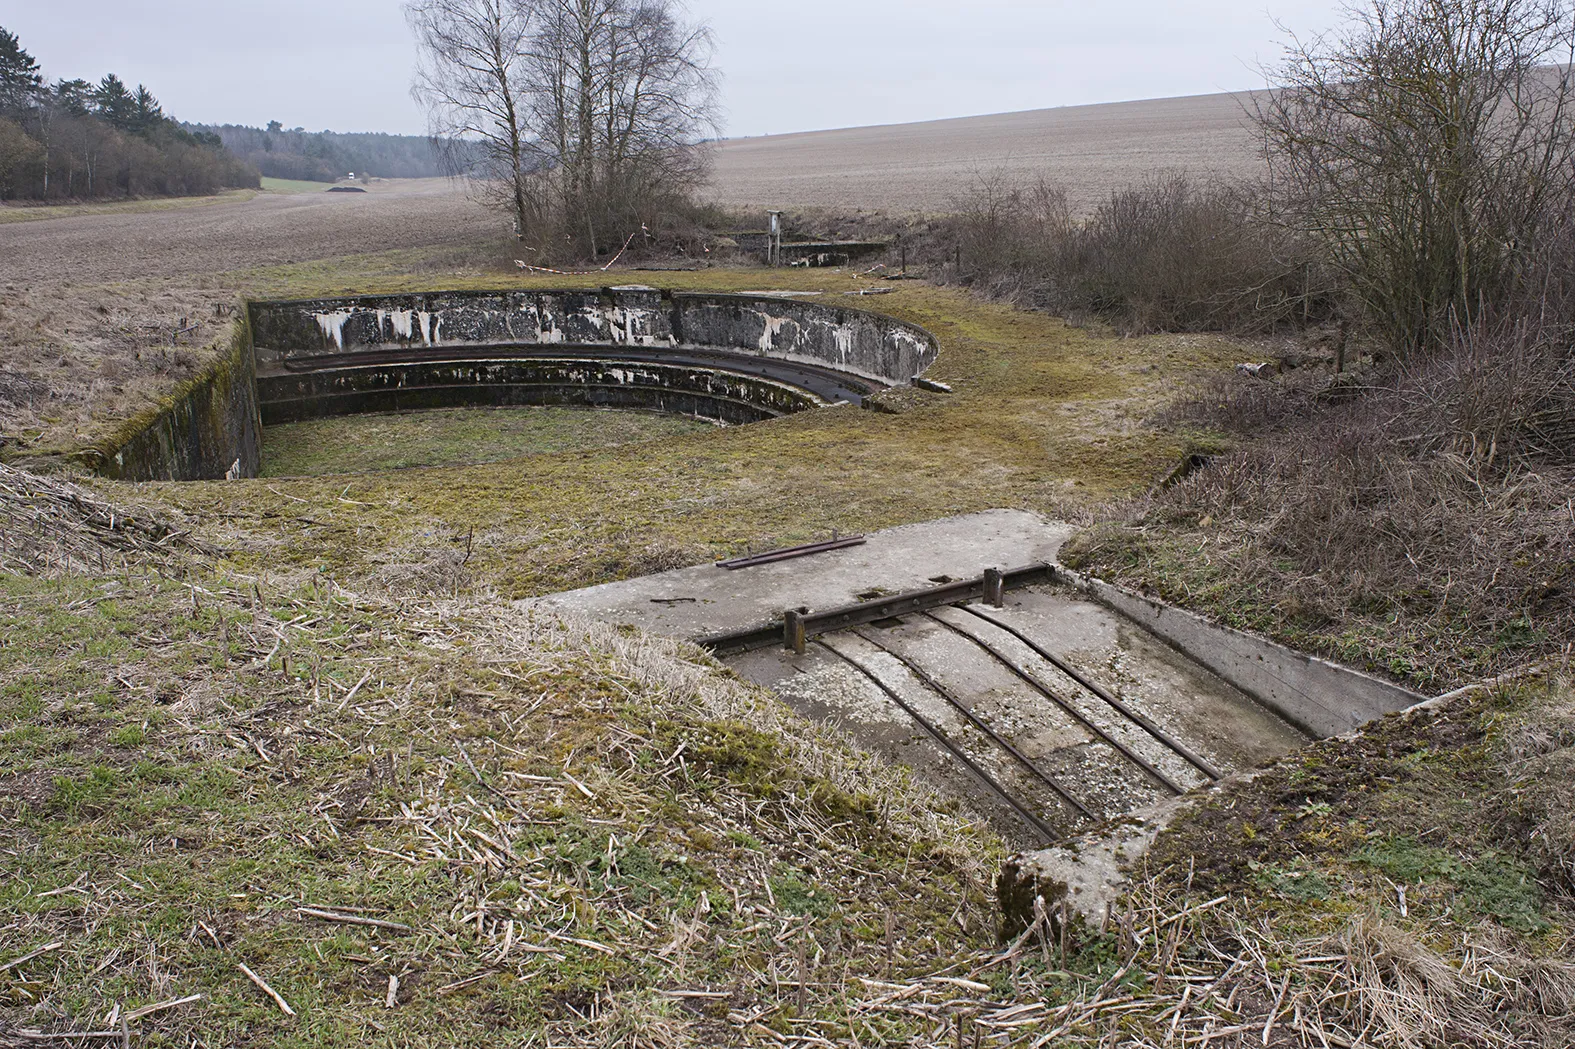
[
  {"xmin": 142, "ymin": 270, "xmax": 1250, "ymax": 601},
  {"xmin": 0, "ymin": 179, "xmax": 506, "ymax": 457},
  {"xmin": 706, "ymin": 91, "xmax": 1263, "ymax": 216},
  {"xmin": 4, "ymin": 467, "xmax": 1573, "ymax": 1046}
]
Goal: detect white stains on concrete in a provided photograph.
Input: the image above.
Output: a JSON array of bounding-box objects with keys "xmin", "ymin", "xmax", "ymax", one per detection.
[
  {"xmin": 313, "ymin": 310, "xmax": 355, "ymax": 351},
  {"xmin": 757, "ymin": 313, "xmax": 789, "ymax": 353},
  {"xmin": 833, "ymin": 326, "xmax": 853, "ymax": 364},
  {"xmin": 381, "ymin": 309, "xmax": 417, "ymax": 342}
]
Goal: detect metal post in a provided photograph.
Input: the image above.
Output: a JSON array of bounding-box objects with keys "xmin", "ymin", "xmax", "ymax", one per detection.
[
  {"xmin": 984, "ymin": 568, "xmax": 1005, "ymax": 608},
  {"xmin": 784, "ymin": 609, "xmax": 807, "ymax": 654}
]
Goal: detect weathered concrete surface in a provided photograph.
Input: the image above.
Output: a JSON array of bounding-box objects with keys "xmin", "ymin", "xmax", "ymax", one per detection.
[
  {"xmin": 526, "ymin": 510, "xmax": 1074, "ymax": 640},
  {"xmin": 1053, "ymin": 566, "xmax": 1426, "ymax": 738},
  {"xmin": 730, "ymin": 590, "xmax": 1305, "ymax": 844},
  {"xmin": 258, "ymin": 357, "xmax": 827, "ymax": 426},
  {"xmin": 79, "ymin": 318, "xmax": 261, "ymax": 482},
  {"xmin": 248, "ymin": 288, "xmax": 938, "ymax": 387}
]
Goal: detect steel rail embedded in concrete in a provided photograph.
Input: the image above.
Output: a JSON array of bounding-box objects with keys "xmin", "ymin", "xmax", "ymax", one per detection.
[
  {"xmin": 813, "ymin": 637, "xmax": 1062, "ymax": 842},
  {"xmin": 955, "ymin": 605, "xmax": 1224, "ymax": 782},
  {"xmin": 848, "ymin": 625, "xmax": 1094, "ymax": 820}
]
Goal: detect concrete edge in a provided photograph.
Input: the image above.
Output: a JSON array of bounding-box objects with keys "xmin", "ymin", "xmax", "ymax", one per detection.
[{"xmin": 1049, "ymin": 565, "xmax": 1428, "ymax": 740}]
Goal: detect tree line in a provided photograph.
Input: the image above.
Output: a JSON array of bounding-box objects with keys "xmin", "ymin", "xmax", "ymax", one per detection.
[
  {"xmin": 190, "ymin": 123, "xmax": 469, "ymax": 183},
  {"xmin": 0, "ymin": 27, "xmax": 257, "ymax": 201}
]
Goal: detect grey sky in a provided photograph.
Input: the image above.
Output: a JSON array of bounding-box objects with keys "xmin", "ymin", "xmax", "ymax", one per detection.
[{"xmin": 1, "ymin": 1, "xmax": 1344, "ymax": 138}]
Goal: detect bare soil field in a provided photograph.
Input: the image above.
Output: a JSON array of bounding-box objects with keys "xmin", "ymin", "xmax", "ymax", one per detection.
[
  {"xmin": 0, "ymin": 179, "xmax": 504, "ymax": 456},
  {"xmin": 706, "ymin": 90, "xmax": 1264, "ymax": 215}
]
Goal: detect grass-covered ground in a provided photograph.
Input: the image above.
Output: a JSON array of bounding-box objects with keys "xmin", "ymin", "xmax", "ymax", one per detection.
[
  {"xmin": 153, "ymin": 269, "xmax": 1246, "ymax": 602},
  {"xmin": 4, "ymin": 465, "xmax": 1570, "ymax": 1047},
  {"xmin": 261, "ymin": 407, "xmax": 715, "ymax": 478}
]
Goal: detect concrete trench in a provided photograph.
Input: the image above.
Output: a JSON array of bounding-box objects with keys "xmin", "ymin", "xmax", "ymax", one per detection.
[{"xmin": 532, "ymin": 510, "xmax": 1432, "ymax": 911}]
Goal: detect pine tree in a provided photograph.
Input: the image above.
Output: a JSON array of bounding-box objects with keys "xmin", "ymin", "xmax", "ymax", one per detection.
[
  {"xmin": 94, "ymin": 73, "xmax": 134, "ymax": 130},
  {"xmin": 52, "ymin": 79, "xmax": 93, "ymax": 117},
  {"xmin": 0, "ymin": 27, "xmax": 43, "ymax": 113},
  {"xmin": 130, "ymin": 84, "xmax": 163, "ymax": 136}
]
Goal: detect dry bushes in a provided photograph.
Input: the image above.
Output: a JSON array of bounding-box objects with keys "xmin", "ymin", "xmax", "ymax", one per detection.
[
  {"xmin": 941, "ymin": 173, "xmax": 1319, "ymax": 334},
  {"xmin": 1083, "ymin": 312, "xmax": 1575, "ymax": 685}
]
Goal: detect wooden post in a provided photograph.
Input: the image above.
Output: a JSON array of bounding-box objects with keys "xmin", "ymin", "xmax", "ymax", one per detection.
[
  {"xmin": 784, "ymin": 609, "xmax": 807, "ymax": 655},
  {"xmin": 984, "ymin": 568, "xmax": 1005, "ymax": 608}
]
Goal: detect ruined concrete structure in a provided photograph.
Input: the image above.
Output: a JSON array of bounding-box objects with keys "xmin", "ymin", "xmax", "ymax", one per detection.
[{"xmin": 83, "ymin": 287, "xmax": 940, "ymax": 481}]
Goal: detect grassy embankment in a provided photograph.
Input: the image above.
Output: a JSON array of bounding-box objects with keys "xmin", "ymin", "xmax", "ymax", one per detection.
[
  {"xmin": 259, "ymin": 178, "xmax": 340, "ymax": 195},
  {"xmin": 150, "ymin": 263, "xmax": 1238, "ymax": 602},
  {"xmin": 4, "ymin": 466, "xmax": 1570, "ymax": 1046}
]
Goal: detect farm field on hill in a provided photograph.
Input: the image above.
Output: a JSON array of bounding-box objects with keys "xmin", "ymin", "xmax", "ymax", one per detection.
[
  {"xmin": 0, "ymin": 179, "xmax": 502, "ymax": 459},
  {"xmin": 706, "ymin": 91, "xmax": 1263, "ymax": 214}
]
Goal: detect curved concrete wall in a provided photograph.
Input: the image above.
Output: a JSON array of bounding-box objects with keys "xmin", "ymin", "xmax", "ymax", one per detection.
[
  {"xmin": 248, "ymin": 287, "xmax": 939, "ymax": 387},
  {"xmin": 260, "ymin": 359, "xmax": 822, "ymax": 427}
]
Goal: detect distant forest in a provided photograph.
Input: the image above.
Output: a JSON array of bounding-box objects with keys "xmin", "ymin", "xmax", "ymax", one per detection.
[
  {"xmin": 191, "ymin": 123, "xmax": 458, "ymax": 183},
  {"xmin": 0, "ymin": 27, "xmax": 257, "ymax": 201}
]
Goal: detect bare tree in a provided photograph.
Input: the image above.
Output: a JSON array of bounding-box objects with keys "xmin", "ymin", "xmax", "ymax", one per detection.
[
  {"xmin": 409, "ymin": 0, "xmax": 718, "ymax": 257},
  {"xmin": 1257, "ymin": 0, "xmax": 1575, "ymax": 354},
  {"xmin": 407, "ymin": 0, "xmax": 537, "ymax": 238}
]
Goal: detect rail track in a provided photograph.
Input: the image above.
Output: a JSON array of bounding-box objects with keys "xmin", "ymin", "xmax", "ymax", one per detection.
[{"xmin": 813, "ymin": 601, "xmax": 1224, "ymax": 844}]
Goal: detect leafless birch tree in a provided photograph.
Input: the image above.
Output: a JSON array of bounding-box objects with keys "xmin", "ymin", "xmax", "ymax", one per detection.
[
  {"xmin": 408, "ymin": 0, "xmax": 537, "ymax": 238},
  {"xmin": 407, "ymin": 0, "xmax": 718, "ymax": 256}
]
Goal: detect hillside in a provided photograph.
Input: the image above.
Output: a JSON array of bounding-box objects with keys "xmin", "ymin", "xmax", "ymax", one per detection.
[{"xmin": 706, "ymin": 91, "xmax": 1264, "ymax": 215}]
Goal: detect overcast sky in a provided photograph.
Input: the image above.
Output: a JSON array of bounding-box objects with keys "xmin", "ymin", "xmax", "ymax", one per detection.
[{"xmin": 1, "ymin": 1, "xmax": 1346, "ymax": 138}]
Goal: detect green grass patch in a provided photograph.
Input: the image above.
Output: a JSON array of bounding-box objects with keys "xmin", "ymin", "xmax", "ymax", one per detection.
[{"xmin": 261, "ymin": 405, "xmax": 714, "ymax": 477}]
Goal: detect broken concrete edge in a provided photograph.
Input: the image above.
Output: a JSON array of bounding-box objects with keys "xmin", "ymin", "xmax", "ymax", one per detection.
[
  {"xmin": 995, "ymin": 685, "xmax": 1488, "ymax": 945},
  {"xmin": 1048, "ymin": 565, "xmax": 1427, "ymax": 740},
  {"xmin": 995, "ymin": 570, "xmax": 1537, "ymax": 946}
]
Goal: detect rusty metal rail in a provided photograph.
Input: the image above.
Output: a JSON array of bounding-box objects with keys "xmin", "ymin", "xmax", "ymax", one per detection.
[
  {"xmin": 956, "ymin": 605, "xmax": 1224, "ymax": 782},
  {"xmin": 696, "ymin": 564, "xmax": 1052, "ymax": 657},
  {"xmin": 849, "ymin": 627, "xmax": 1094, "ymax": 820},
  {"xmin": 715, "ymin": 535, "xmax": 866, "ymax": 570},
  {"xmin": 813, "ymin": 638, "xmax": 1061, "ymax": 843}
]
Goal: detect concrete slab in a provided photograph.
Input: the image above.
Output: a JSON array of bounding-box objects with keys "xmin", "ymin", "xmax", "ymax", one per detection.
[
  {"xmin": 730, "ymin": 586, "xmax": 1308, "ymax": 844},
  {"xmin": 525, "ymin": 510, "xmax": 1074, "ymax": 641}
]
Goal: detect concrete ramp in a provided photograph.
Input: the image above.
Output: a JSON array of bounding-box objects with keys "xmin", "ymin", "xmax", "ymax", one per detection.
[{"xmin": 528, "ymin": 511, "xmax": 1424, "ymax": 846}]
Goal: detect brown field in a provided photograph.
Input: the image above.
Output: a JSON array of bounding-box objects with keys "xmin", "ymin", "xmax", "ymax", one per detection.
[
  {"xmin": 0, "ymin": 179, "xmax": 506, "ymax": 456},
  {"xmin": 0, "ymin": 90, "xmax": 1263, "ymax": 458},
  {"xmin": 706, "ymin": 90, "xmax": 1264, "ymax": 215}
]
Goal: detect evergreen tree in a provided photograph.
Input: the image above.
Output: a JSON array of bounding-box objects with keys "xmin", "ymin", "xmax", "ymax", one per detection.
[
  {"xmin": 130, "ymin": 84, "xmax": 163, "ymax": 136},
  {"xmin": 0, "ymin": 27, "xmax": 43, "ymax": 112},
  {"xmin": 93, "ymin": 73, "xmax": 134, "ymax": 130},
  {"xmin": 52, "ymin": 79, "xmax": 93, "ymax": 117}
]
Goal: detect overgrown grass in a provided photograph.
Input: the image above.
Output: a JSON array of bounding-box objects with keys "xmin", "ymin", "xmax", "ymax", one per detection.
[
  {"xmin": 148, "ymin": 270, "xmax": 1242, "ymax": 600},
  {"xmin": 261, "ymin": 406, "xmax": 714, "ymax": 478},
  {"xmin": 0, "ymin": 493, "xmax": 1006, "ymax": 1045}
]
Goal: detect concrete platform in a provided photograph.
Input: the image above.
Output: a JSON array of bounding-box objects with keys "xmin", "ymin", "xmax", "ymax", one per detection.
[
  {"xmin": 731, "ymin": 589, "xmax": 1307, "ymax": 843},
  {"xmin": 526, "ymin": 510, "xmax": 1074, "ymax": 640}
]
